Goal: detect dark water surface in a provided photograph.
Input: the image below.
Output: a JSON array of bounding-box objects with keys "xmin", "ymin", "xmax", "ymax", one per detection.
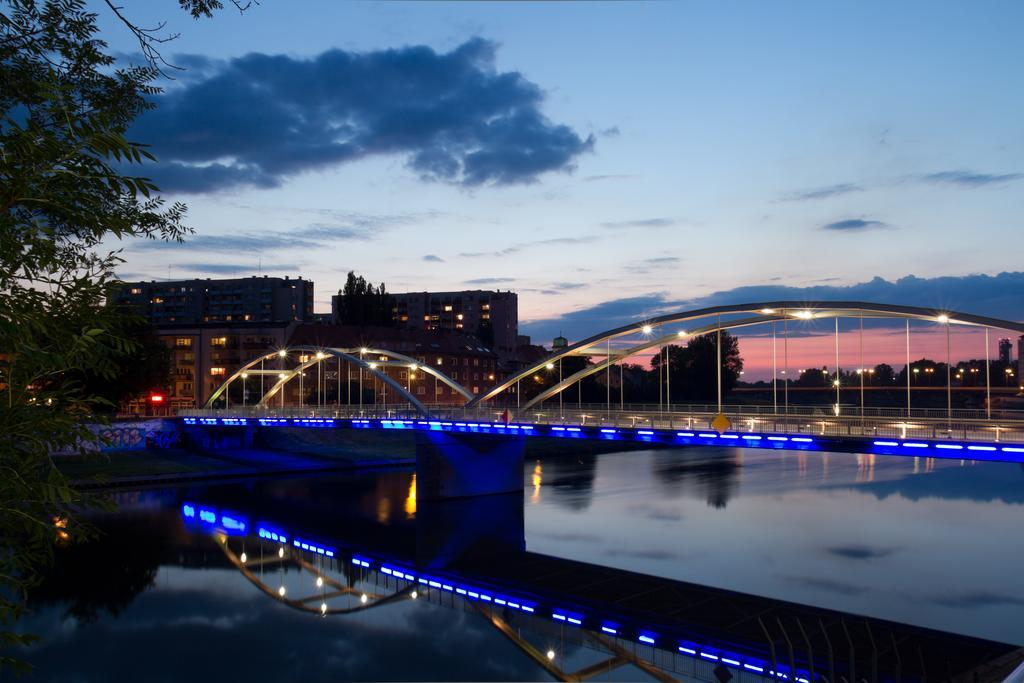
[{"xmin": 16, "ymin": 446, "xmax": 1024, "ymax": 681}]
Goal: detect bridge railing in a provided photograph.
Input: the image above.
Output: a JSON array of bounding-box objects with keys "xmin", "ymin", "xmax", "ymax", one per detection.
[{"xmin": 181, "ymin": 404, "xmax": 1024, "ymax": 444}]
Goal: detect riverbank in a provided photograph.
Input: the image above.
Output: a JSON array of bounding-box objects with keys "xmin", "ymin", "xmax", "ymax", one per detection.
[{"xmin": 57, "ymin": 447, "xmax": 414, "ymax": 490}]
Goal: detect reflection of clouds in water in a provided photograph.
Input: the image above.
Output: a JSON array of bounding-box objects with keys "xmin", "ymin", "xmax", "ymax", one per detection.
[
  {"xmin": 532, "ymin": 531, "xmax": 603, "ymax": 543},
  {"xmin": 929, "ymin": 592, "xmax": 1024, "ymax": 609},
  {"xmin": 22, "ymin": 577, "xmax": 549, "ymax": 681},
  {"xmin": 625, "ymin": 502, "xmax": 685, "ymax": 521},
  {"xmin": 604, "ymin": 548, "xmax": 681, "ymax": 561},
  {"xmin": 783, "ymin": 576, "xmax": 867, "ymax": 597},
  {"xmin": 824, "ymin": 545, "xmax": 898, "ymax": 561}
]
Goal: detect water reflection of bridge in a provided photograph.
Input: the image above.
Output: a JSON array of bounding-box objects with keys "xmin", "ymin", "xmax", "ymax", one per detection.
[{"xmin": 175, "ymin": 481, "xmax": 1021, "ymax": 683}]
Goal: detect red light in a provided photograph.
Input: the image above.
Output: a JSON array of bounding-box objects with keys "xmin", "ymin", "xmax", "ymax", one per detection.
[{"xmin": 149, "ymin": 394, "xmax": 165, "ymax": 403}]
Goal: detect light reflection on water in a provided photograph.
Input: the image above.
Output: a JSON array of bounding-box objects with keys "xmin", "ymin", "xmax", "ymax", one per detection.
[{"xmin": 525, "ymin": 447, "xmax": 1024, "ymax": 645}]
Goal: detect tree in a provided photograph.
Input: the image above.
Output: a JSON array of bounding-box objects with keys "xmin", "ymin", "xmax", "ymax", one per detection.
[
  {"xmin": 335, "ymin": 272, "xmax": 396, "ymax": 326},
  {"xmin": 78, "ymin": 316, "xmax": 171, "ymax": 412},
  {"xmin": 872, "ymin": 363, "xmax": 896, "ymax": 385},
  {"xmin": 650, "ymin": 332, "xmax": 744, "ymax": 402},
  {"xmin": 1, "ymin": 0, "xmax": 244, "ymax": 671}
]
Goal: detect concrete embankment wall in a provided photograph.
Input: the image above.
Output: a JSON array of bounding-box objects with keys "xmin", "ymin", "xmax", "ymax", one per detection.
[{"xmin": 52, "ymin": 418, "xmax": 181, "ymax": 455}]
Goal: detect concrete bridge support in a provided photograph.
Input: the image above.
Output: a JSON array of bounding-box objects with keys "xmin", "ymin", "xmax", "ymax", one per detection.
[{"xmin": 414, "ymin": 430, "xmax": 526, "ymax": 501}]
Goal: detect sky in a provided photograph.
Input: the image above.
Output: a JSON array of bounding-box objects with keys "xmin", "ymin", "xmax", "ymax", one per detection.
[{"xmin": 94, "ymin": 1, "xmax": 1024, "ymax": 362}]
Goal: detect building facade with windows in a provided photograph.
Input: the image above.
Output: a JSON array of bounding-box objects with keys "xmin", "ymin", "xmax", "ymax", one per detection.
[
  {"xmin": 332, "ymin": 289, "xmax": 518, "ymax": 363},
  {"xmin": 113, "ymin": 275, "xmax": 314, "ymax": 325},
  {"xmin": 129, "ymin": 321, "xmax": 298, "ymax": 412}
]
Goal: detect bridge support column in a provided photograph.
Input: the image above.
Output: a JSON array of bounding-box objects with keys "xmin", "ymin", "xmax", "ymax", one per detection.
[{"xmin": 415, "ymin": 431, "xmax": 525, "ymax": 500}]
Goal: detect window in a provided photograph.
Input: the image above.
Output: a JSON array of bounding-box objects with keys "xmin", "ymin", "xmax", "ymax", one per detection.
[
  {"xmin": 436, "ymin": 357, "xmax": 443, "ymax": 365},
  {"xmin": 181, "ymin": 382, "xmax": 193, "ymax": 395},
  {"xmin": 424, "ymin": 315, "xmax": 430, "ymax": 321},
  {"xmin": 444, "ymin": 305, "xmax": 453, "ymax": 312},
  {"xmin": 456, "ymin": 313, "xmax": 464, "ymax": 320},
  {"xmin": 151, "ymin": 297, "xmax": 164, "ymax": 304},
  {"xmin": 129, "ymin": 287, "xmax": 142, "ymax": 295},
  {"xmin": 175, "ymin": 337, "xmax": 192, "ymax": 348},
  {"xmin": 435, "ymin": 385, "xmax": 443, "ymax": 395},
  {"xmin": 481, "ymin": 303, "xmax": 490, "ymax": 311},
  {"xmin": 211, "ymin": 336, "xmax": 228, "ymax": 348},
  {"xmin": 416, "ymin": 386, "xmax": 425, "ymax": 395},
  {"xmin": 473, "ymin": 358, "xmax": 480, "ymax": 366},
  {"xmin": 472, "ymin": 386, "xmax": 479, "ymax": 394},
  {"xmin": 481, "ymin": 313, "xmax": 490, "ymax": 320},
  {"xmin": 210, "ymin": 367, "xmax": 226, "ymax": 376},
  {"xmin": 473, "ymin": 373, "xmax": 479, "ymax": 381}
]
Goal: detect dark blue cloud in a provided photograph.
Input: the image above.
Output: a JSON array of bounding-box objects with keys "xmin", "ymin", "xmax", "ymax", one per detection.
[
  {"xmin": 177, "ymin": 262, "xmax": 300, "ymax": 275},
  {"xmin": 463, "ymin": 277, "xmax": 516, "ymax": 285},
  {"xmin": 422, "ymin": 254, "xmax": 445, "ymax": 263},
  {"xmin": 131, "ymin": 39, "xmax": 594, "ymax": 193},
  {"xmin": 922, "ymin": 170, "xmax": 1024, "ymax": 187},
  {"xmin": 521, "ymin": 272, "xmax": 1024, "ymax": 346},
  {"xmin": 782, "ymin": 183, "xmax": 863, "ymax": 201},
  {"xmin": 822, "ymin": 218, "xmax": 888, "ymax": 231}
]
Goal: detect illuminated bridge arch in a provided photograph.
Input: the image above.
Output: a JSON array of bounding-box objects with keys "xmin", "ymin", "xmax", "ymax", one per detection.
[
  {"xmin": 472, "ymin": 301, "xmax": 1024, "ymax": 411},
  {"xmin": 204, "ymin": 345, "xmax": 473, "ymax": 417}
]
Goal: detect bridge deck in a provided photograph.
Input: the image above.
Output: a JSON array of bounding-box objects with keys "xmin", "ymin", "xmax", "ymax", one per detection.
[{"xmin": 181, "ymin": 407, "xmax": 1024, "ymax": 462}]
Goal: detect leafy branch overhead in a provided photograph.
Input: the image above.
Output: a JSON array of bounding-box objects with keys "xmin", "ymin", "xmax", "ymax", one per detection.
[{"xmin": 0, "ymin": 0, "xmax": 249, "ymax": 673}]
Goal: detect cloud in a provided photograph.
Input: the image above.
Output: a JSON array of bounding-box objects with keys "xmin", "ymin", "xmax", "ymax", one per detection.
[
  {"xmin": 522, "ymin": 293, "xmax": 682, "ymax": 342},
  {"xmin": 782, "ymin": 183, "xmax": 863, "ymax": 201},
  {"xmin": 131, "ymin": 211, "xmax": 420, "ymax": 253},
  {"xmin": 521, "ymin": 271, "xmax": 1024, "ymax": 345},
  {"xmin": 458, "ymin": 235, "xmax": 595, "ymax": 258},
  {"xmin": 600, "ymin": 217, "xmax": 675, "ymax": 229},
  {"xmin": 463, "ymin": 277, "xmax": 516, "ymax": 285},
  {"xmin": 549, "ymin": 282, "xmax": 587, "ymax": 290},
  {"xmin": 921, "ymin": 170, "xmax": 1024, "ymax": 187},
  {"xmin": 176, "ymin": 262, "xmax": 300, "ymax": 275},
  {"xmin": 821, "ymin": 218, "xmax": 888, "ymax": 232},
  {"xmin": 624, "ymin": 256, "xmax": 682, "ymax": 274},
  {"xmin": 422, "ymin": 254, "xmax": 445, "ymax": 263},
  {"xmin": 131, "ymin": 39, "xmax": 594, "ymax": 193},
  {"xmin": 600, "ymin": 126, "xmax": 621, "ymax": 137}
]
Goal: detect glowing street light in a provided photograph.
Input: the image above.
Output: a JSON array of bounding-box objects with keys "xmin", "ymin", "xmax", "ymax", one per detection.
[
  {"xmin": 793, "ymin": 310, "xmax": 814, "ymax": 320},
  {"xmin": 545, "ymin": 363, "xmax": 555, "ymax": 370},
  {"xmin": 278, "ymin": 349, "xmax": 287, "ymax": 358},
  {"xmin": 936, "ymin": 314, "xmax": 950, "ymax": 324},
  {"xmin": 641, "ymin": 324, "xmax": 653, "ymax": 335}
]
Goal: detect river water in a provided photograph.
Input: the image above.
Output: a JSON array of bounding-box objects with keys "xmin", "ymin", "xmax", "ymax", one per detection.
[{"xmin": 16, "ymin": 446, "xmax": 1024, "ymax": 681}]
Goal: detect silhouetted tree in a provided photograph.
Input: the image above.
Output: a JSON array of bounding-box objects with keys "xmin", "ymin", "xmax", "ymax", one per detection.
[
  {"xmin": 335, "ymin": 272, "xmax": 396, "ymax": 326},
  {"xmin": 650, "ymin": 332, "xmax": 744, "ymax": 402}
]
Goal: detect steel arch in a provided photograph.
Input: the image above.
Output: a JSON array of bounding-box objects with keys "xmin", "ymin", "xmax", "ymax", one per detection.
[
  {"xmin": 473, "ymin": 301, "xmax": 1024, "ymax": 407},
  {"xmin": 204, "ymin": 345, "xmax": 473, "ymax": 416}
]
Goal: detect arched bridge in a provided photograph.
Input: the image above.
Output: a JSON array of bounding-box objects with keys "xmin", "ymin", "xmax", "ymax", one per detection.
[{"xmin": 190, "ymin": 301, "xmax": 1024, "ymax": 463}]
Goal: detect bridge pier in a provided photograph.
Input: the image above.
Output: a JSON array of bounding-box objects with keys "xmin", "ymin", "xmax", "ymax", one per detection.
[{"xmin": 414, "ymin": 430, "xmax": 525, "ymax": 501}]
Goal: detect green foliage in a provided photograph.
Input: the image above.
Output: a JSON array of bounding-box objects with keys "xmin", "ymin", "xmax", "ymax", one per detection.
[
  {"xmin": 336, "ymin": 271, "xmax": 396, "ymax": 326},
  {"xmin": 0, "ymin": 0, "xmax": 220, "ymax": 671}
]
